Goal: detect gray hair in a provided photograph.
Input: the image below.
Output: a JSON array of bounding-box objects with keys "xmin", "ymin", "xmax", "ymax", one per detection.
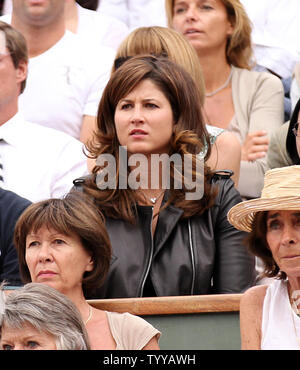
[{"xmin": 0, "ymin": 283, "xmax": 90, "ymax": 350}]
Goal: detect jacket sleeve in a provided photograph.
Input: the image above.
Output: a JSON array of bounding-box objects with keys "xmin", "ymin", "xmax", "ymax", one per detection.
[
  {"xmin": 0, "ymin": 190, "xmax": 31, "ymax": 286},
  {"xmin": 234, "ymin": 70, "xmax": 284, "ymax": 199},
  {"xmin": 211, "ymin": 178, "xmax": 256, "ymax": 293}
]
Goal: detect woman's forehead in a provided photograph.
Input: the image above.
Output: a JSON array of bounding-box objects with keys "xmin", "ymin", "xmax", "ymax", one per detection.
[
  {"xmin": 0, "ymin": 31, "xmax": 6, "ymax": 54},
  {"xmin": 267, "ymin": 210, "xmax": 300, "ymax": 218}
]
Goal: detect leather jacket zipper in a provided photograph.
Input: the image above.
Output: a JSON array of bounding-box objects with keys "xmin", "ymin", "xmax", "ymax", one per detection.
[
  {"xmin": 188, "ymin": 219, "xmax": 196, "ymax": 294},
  {"xmin": 139, "ymin": 207, "xmax": 154, "ymax": 297}
]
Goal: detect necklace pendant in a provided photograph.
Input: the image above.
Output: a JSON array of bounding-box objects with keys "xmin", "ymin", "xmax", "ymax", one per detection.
[{"xmin": 150, "ymin": 197, "xmax": 157, "ymax": 204}]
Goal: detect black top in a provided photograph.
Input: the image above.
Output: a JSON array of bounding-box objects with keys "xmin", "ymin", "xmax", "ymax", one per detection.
[
  {"xmin": 286, "ymin": 97, "xmax": 300, "ymax": 164},
  {"xmin": 0, "ymin": 188, "xmax": 31, "ymax": 285},
  {"xmin": 73, "ymin": 173, "xmax": 256, "ymax": 299}
]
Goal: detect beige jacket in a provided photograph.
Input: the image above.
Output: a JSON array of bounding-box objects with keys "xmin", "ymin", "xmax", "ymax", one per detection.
[{"xmin": 229, "ymin": 66, "xmax": 284, "ymax": 198}]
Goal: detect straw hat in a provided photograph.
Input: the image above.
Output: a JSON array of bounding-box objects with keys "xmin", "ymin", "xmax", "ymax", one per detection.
[{"xmin": 227, "ymin": 165, "xmax": 300, "ymax": 232}]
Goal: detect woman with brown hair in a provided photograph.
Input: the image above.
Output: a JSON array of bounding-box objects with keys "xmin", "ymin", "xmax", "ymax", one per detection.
[
  {"xmin": 166, "ymin": 0, "xmax": 285, "ymax": 199},
  {"xmin": 228, "ymin": 165, "xmax": 300, "ymax": 349},
  {"xmin": 112, "ymin": 25, "xmax": 241, "ymax": 186},
  {"xmin": 74, "ymin": 54, "xmax": 255, "ymax": 298},
  {"xmin": 13, "ymin": 192, "xmax": 160, "ymax": 350}
]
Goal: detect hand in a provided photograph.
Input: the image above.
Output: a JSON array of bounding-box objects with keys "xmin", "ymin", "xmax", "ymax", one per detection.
[{"xmin": 241, "ymin": 130, "xmax": 269, "ymax": 162}]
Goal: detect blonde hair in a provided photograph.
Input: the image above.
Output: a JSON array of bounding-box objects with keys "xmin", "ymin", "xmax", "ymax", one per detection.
[
  {"xmin": 113, "ymin": 26, "xmax": 205, "ymax": 105},
  {"xmin": 165, "ymin": 0, "xmax": 253, "ymax": 70}
]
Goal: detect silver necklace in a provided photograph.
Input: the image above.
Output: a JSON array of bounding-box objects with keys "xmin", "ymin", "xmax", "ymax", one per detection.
[
  {"xmin": 205, "ymin": 67, "xmax": 233, "ymax": 97},
  {"xmin": 139, "ymin": 189, "xmax": 165, "ymax": 204}
]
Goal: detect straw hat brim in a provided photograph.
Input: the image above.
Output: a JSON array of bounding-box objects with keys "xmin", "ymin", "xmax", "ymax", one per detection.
[{"xmin": 227, "ymin": 196, "xmax": 300, "ymax": 232}]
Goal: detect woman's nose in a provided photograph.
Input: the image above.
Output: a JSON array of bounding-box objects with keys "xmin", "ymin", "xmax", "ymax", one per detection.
[
  {"xmin": 281, "ymin": 224, "xmax": 297, "ymax": 245},
  {"xmin": 38, "ymin": 243, "xmax": 53, "ymax": 262},
  {"xmin": 130, "ymin": 106, "xmax": 145, "ymax": 124},
  {"xmin": 185, "ymin": 6, "xmax": 199, "ymax": 22}
]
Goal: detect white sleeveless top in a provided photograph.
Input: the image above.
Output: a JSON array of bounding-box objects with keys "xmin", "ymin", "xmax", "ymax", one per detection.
[{"xmin": 261, "ymin": 279, "xmax": 300, "ymax": 349}]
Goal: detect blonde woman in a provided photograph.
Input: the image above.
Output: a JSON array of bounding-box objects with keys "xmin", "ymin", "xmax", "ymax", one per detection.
[
  {"xmin": 166, "ymin": 0, "xmax": 284, "ymax": 199},
  {"xmin": 111, "ymin": 25, "xmax": 241, "ymax": 186}
]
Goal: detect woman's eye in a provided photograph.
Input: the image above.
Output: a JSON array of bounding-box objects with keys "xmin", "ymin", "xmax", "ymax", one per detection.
[
  {"xmin": 53, "ymin": 239, "xmax": 65, "ymax": 245},
  {"xmin": 26, "ymin": 341, "xmax": 39, "ymax": 349},
  {"xmin": 27, "ymin": 241, "xmax": 39, "ymax": 248},
  {"xmin": 201, "ymin": 4, "xmax": 213, "ymax": 10},
  {"xmin": 2, "ymin": 344, "xmax": 13, "ymax": 350},
  {"xmin": 267, "ymin": 220, "xmax": 281, "ymax": 230},
  {"xmin": 174, "ymin": 6, "xmax": 186, "ymax": 14},
  {"xmin": 120, "ymin": 103, "xmax": 132, "ymax": 110},
  {"xmin": 145, "ymin": 103, "xmax": 158, "ymax": 109}
]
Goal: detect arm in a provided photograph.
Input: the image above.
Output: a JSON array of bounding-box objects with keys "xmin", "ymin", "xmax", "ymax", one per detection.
[
  {"xmin": 207, "ymin": 131, "xmax": 241, "ymax": 187},
  {"xmin": 240, "ymin": 285, "xmax": 267, "ymax": 350},
  {"xmin": 212, "ymin": 178, "xmax": 256, "ymax": 293},
  {"xmin": 238, "ymin": 72, "xmax": 284, "ymax": 198},
  {"xmin": 142, "ymin": 335, "xmax": 160, "ymax": 350},
  {"xmin": 80, "ymin": 115, "xmax": 97, "ymax": 144}
]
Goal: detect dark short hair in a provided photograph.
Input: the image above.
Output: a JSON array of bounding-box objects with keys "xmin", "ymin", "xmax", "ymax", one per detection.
[
  {"xmin": 0, "ymin": 21, "xmax": 28, "ymax": 93},
  {"xmin": 286, "ymin": 97, "xmax": 300, "ymax": 164},
  {"xmin": 13, "ymin": 192, "xmax": 112, "ymax": 296},
  {"xmin": 246, "ymin": 211, "xmax": 286, "ymax": 280},
  {"xmin": 76, "ymin": 0, "xmax": 99, "ymax": 11}
]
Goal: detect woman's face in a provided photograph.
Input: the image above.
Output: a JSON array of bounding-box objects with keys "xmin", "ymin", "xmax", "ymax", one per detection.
[
  {"xmin": 171, "ymin": 0, "xmax": 233, "ymax": 54},
  {"xmin": 266, "ymin": 210, "xmax": 300, "ymax": 277},
  {"xmin": 114, "ymin": 79, "xmax": 174, "ymax": 156},
  {"xmin": 25, "ymin": 226, "xmax": 93, "ymax": 296},
  {"xmin": 0, "ymin": 323, "xmax": 57, "ymax": 350}
]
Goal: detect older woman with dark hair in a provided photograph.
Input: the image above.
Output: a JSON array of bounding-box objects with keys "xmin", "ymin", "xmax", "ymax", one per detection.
[
  {"xmin": 228, "ymin": 165, "xmax": 300, "ymax": 349},
  {"xmin": 0, "ymin": 283, "xmax": 90, "ymax": 350},
  {"xmin": 74, "ymin": 54, "xmax": 255, "ymax": 298},
  {"xmin": 166, "ymin": 0, "xmax": 284, "ymax": 199},
  {"xmin": 13, "ymin": 192, "xmax": 160, "ymax": 350}
]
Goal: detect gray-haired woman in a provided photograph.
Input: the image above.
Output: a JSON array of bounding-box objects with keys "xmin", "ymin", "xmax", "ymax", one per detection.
[{"xmin": 0, "ymin": 283, "xmax": 90, "ymax": 350}]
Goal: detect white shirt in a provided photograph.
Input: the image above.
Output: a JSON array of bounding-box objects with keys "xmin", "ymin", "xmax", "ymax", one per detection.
[
  {"xmin": 20, "ymin": 30, "xmax": 115, "ymax": 139},
  {"xmin": 241, "ymin": 0, "xmax": 300, "ymax": 78},
  {"xmin": 0, "ymin": 15, "xmax": 116, "ymax": 139},
  {"xmin": 97, "ymin": 0, "xmax": 167, "ymax": 30},
  {"xmin": 76, "ymin": 4, "xmax": 129, "ymax": 50},
  {"xmin": 261, "ymin": 279, "xmax": 300, "ymax": 350},
  {"xmin": 2, "ymin": 0, "xmax": 12, "ymax": 15},
  {"xmin": 0, "ymin": 113, "xmax": 88, "ymax": 202},
  {"xmin": 2, "ymin": 2, "xmax": 129, "ymax": 50}
]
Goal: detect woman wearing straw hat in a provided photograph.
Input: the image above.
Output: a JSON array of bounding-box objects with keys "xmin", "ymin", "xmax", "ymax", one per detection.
[{"xmin": 228, "ymin": 165, "xmax": 300, "ymax": 349}]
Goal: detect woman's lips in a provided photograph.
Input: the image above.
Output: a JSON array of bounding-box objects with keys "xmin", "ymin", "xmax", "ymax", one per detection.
[
  {"xmin": 130, "ymin": 129, "xmax": 147, "ymax": 135},
  {"xmin": 37, "ymin": 270, "xmax": 57, "ymax": 278}
]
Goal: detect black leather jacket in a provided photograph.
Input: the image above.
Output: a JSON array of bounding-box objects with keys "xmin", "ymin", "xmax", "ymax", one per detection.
[{"xmin": 74, "ymin": 174, "xmax": 256, "ymax": 299}]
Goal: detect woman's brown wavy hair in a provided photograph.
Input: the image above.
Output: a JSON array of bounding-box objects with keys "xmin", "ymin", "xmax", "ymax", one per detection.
[{"xmin": 84, "ymin": 55, "xmax": 216, "ymax": 222}]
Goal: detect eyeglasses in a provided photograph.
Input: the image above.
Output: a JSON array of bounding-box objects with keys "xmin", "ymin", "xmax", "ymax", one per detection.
[{"xmin": 292, "ymin": 123, "xmax": 299, "ymax": 137}]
